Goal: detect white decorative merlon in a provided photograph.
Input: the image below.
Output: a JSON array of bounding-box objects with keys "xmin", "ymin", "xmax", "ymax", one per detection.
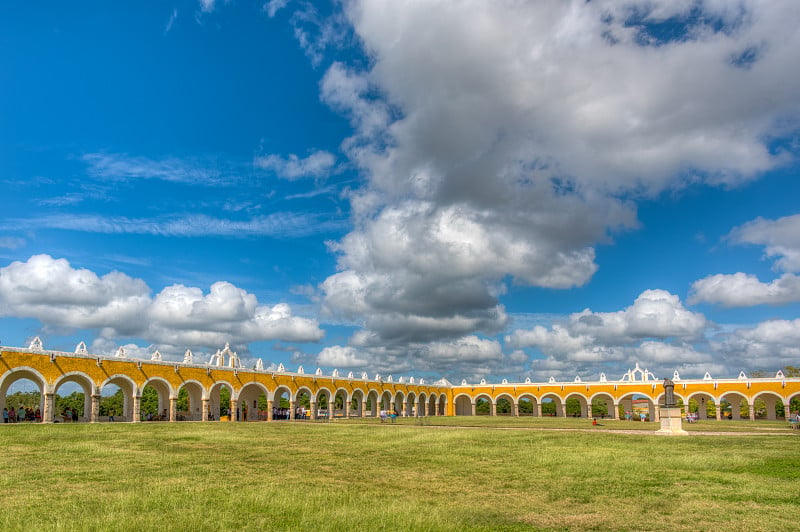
[
  {"xmin": 501, "ymin": 379, "xmax": 508, "ymax": 384},
  {"xmin": 386, "ymin": 375, "xmax": 393, "ymax": 383},
  {"xmin": 29, "ymin": 337, "xmax": 43, "ymax": 351},
  {"xmin": 297, "ymin": 365, "xmax": 304, "ymax": 374},
  {"xmin": 315, "ymin": 368, "xmax": 323, "ymax": 376},
  {"xmin": 673, "ymin": 370, "xmax": 681, "ymax": 381},
  {"xmin": 255, "ymin": 358, "xmax": 264, "ymax": 370},
  {"xmin": 548, "ymin": 376, "xmax": 556, "ymax": 383},
  {"xmin": 574, "ymin": 375, "xmax": 582, "ymax": 382},
  {"xmin": 332, "ymin": 369, "xmax": 340, "ymax": 377},
  {"xmin": 461, "ymin": 379, "xmax": 467, "ymax": 386},
  {"xmin": 151, "ymin": 350, "xmax": 162, "ymax": 361},
  {"xmin": 419, "ymin": 378, "xmax": 425, "ymax": 385},
  {"xmin": 375, "ymin": 373, "xmax": 381, "ymax": 381},
  {"xmin": 738, "ymin": 371, "xmax": 747, "ymax": 380},
  {"xmin": 398, "ymin": 376, "xmax": 405, "ymax": 383},
  {"xmin": 776, "ymin": 370, "xmax": 785, "ymax": 379},
  {"xmin": 599, "ymin": 373, "xmax": 607, "ymax": 382},
  {"xmin": 361, "ymin": 372, "xmax": 368, "ymax": 380},
  {"xmin": 277, "ymin": 363, "xmax": 285, "ymax": 372},
  {"xmin": 183, "ymin": 349, "xmax": 193, "ymax": 364},
  {"xmin": 115, "ymin": 346, "xmax": 126, "ymax": 358},
  {"xmin": 75, "ymin": 341, "xmax": 88, "ymax": 355},
  {"xmin": 348, "ymin": 371, "xmax": 354, "ymax": 379},
  {"xmin": 480, "ymin": 379, "xmax": 486, "ymax": 385},
  {"xmin": 703, "ymin": 372, "xmax": 713, "ymax": 380}
]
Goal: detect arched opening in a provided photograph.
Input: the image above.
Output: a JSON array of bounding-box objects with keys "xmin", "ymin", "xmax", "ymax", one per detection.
[
  {"xmin": 349, "ymin": 389, "xmax": 365, "ymax": 418},
  {"xmin": 518, "ymin": 394, "xmax": 536, "ymax": 416},
  {"xmin": 365, "ymin": 390, "xmax": 379, "ymax": 417},
  {"xmin": 238, "ymin": 383, "xmax": 268, "ymax": 422},
  {"xmin": 590, "ymin": 393, "xmax": 615, "ymax": 419},
  {"xmin": 53, "ymin": 374, "xmax": 94, "ymax": 423},
  {"xmin": 332, "ymin": 389, "xmax": 349, "ymax": 419},
  {"xmin": 475, "ymin": 395, "xmax": 491, "ymax": 415},
  {"xmin": 315, "ymin": 389, "xmax": 331, "ymax": 420},
  {"xmin": 428, "ymin": 394, "xmax": 437, "ymax": 416},
  {"xmin": 380, "ymin": 391, "xmax": 392, "ymax": 413},
  {"xmin": 719, "ymin": 392, "xmax": 747, "ymax": 421},
  {"xmin": 540, "ymin": 394, "xmax": 562, "ymax": 417},
  {"xmin": 454, "ymin": 394, "xmax": 472, "ymax": 416},
  {"xmin": 438, "ymin": 394, "xmax": 447, "ymax": 416},
  {"xmin": 177, "ymin": 381, "xmax": 204, "ymax": 421},
  {"xmin": 686, "ymin": 393, "xmax": 718, "ymax": 421},
  {"xmin": 209, "ymin": 382, "xmax": 234, "ymax": 421},
  {"xmin": 753, "ymin": 392, "xmax": 782, "ymax": 420},
  {"xmin": 273, "ymin": 386, "xmax": 292, "ymax": 420},
  {"xmin": 1, "ymin": 369, "xmax": 45, "ymax": 423},
  {"xmin": 565, "ymin": 394, "xmax": 588, "ymax": 417},
  {"xmin": 406, "ymin": 393, "xmax": 416, "ymax": 417},
  {"xmin": 99, "ymin": 376, "xmax": 135, "ymax": 422},
  {"xmin": 619, "ymin": 394, "xmax": 655, "ymax": 422},
  {"xmin": 295, "ymin": 388, "xmax": 311, "ymax": 419},
  {"xmin": 140, "ymin": 379, "xmax": 171, "ymax": 421},
  {"xmin": 496, "ymin": 395, "xmax": 513, "ymax": 416},
  {"xmin": 393, "ymin": 392, "xmax": 404, "ymax": 417}
]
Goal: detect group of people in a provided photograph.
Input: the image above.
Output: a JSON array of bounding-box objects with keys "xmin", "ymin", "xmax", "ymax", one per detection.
[
  {"xmin": 3, "ymin": 406, "xmax": 41, "ymax": 423},
  {"xmin": 379, "ymin": 409, "xmax": 399, "ymax": 422}
]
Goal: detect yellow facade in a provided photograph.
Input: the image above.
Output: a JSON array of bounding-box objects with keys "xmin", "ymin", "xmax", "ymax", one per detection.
[{"xmin": 2, "ymin": 344, "xmax": 798, "ymax": 423}]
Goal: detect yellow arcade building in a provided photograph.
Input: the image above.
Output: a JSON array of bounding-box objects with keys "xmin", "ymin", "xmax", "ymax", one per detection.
[{"xmin": 1, "ymin": 338, "xmax": 798, "ymax": 423}]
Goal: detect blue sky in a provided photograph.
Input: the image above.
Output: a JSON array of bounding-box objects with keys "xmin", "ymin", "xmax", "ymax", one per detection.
[{"xmin": 1, "ymin": 0, "xmax": 799, "ymax": 383}]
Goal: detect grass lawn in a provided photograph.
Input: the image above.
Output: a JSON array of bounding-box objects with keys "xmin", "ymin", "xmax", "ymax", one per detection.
[{"xmin": 0, "ymin": 420, "xmax": 797, "ymax": 531}]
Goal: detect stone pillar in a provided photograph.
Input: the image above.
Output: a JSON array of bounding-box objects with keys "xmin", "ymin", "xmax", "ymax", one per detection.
[
  {"xmin": 169, "ymin": 397, "xmax": 178, "ymax": 422},
  {"xmin": 402, "ymin": 401, "xmax": 408, "ymax": 417},
  {"xmin": 291, "ymin": 400, "xmax": 297, "ymax": 421},
  {"xmin": 653, "ymin": 407, "xmax": 660, "ymax": 422},
  {"xmin": 360, "ymin": 400, "xmax": 366, "ymax": 418},
  {"xmin": 610, "ymin": 402, "xmax": 619, "ymax": 420},
  {"xmin": 784, "ymin": 402, "xmax": 792, "ymax": 420},
  {"xmin": 310, "ymin": 401, "xmax": 317, "ymax": 420},
  {"xmin": 471, "ymin": 402, "xmax": 476, "ymax": 416},
  {"xmin": 490, "ymin": 402, "xmax": 496, "ymax": 416},
  {"xmin": 43, "ymin": 393, "xmax": 55, "ymax": 423},
  {"xmin": 559, "ymin": 402, "xmax": 567, "ymax": 417},
  {"xmin": 132, "ymin": 395, "xmax": 141, "ymax": 423},
  {"xmin": 731, "ymin": 398, "xmax": 742, "ymax": 420},
  {"xmin": 201, "ymin": 399, "xmax": 210, "ymax": 421},
  {"xmin": 90, "ymin": 394, "xmax": 100, "ymax": 423},
  {"xmin": 715, "ymin": 403, "xmax": 722, "ymax": 420},
  {"xmin": 229, "ymin": 399, "xmax": 237, "ymax": 421},
  {"xmin": 536, "ymin": 402, "xmax": 542, "ymax": 417},
  {"xmin": 748, "ymin": 403, "xmax": 755, "ymax": 421},
  {"xmin": 513, "ymin": 402, "xmax": 519, "ymax": 417},
  {"xmin": 266, "ymin": 399, "xmax": 273, "ymax": 421}
]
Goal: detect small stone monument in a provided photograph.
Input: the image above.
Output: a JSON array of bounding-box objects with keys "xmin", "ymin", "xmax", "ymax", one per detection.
[{"xmin": 656, "ymin": 377, "xmax": 688, "ymax": 436}]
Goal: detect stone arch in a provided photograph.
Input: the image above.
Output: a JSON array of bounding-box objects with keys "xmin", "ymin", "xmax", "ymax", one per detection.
[
  {"xmin": 333, "ymin": 387, "xmax": 350, "ymax": 418},
  {"xmin": 295, "ymin": 386, "xmax": 312, "ymax": 419},
  {"xmin": 393, "ymin": 390, "xmax": 405, "ymax": 416},
  {"xmin": 177, "ymin": 380, "xmax": 205, "ymax": 421},
  {"xmin": 438, "ymin": 393, "xmax": 447, "ymax": 416},
  {"xmin": 685, "ymin": 391, "xmax": 720, "ymax": 421},
  {"xmin": 315, "ymin": 387, "xmax": 332, "ymax": 419},
  {"xmin": 474, "ymin": 393, "xmax": 492, "ymax": 416},
  {"xmin": 417, "ymin": 392, "xmax": 427, "ymax": 417},
  {"xmin": 589, "ymin": 392, "xmax": 616, "ymax": 420},
  {"xmin": 141, "ymin": 377, "xmax": 174, "ymax": 421},
  {"xmin": 350, "ymin": 388, "xmax": 366, "ymax": 417},
  {"xmin": 379, "ymin": 390, "xmax": 393, "ymax": 412},
  {"xmin": 0, "ymin": 366, "xmax": 47, "ymax": 421},
  {"xmin": 99, "ymin": 374, "xmax": 137, "ymax": 422},
  {"xmin": 272, "ymin": 385, "xmax": 294, "ymax": 420},
  {"xmin": 540, "ymin": 392, "xmax": 564, "ymax": 417},
  {"xmin": 365, "ymin": 389, "xmax": 380, "ymax": 417},
  {"xmin": 752, "ymin": 390, "xmax": 785, "ymax": 420},
  {"xmin": 517, "ymin": 393, "xmax": 538, "ymax": 416},
  {"xmin": 454, "ymin": 393, "xmax": 473, "ymax": 416},
  {"xmin": 53, "ymin": 371, "xmax": 96, "ymax": 422},
  {"xmin": 208, "ymin": 381, "xmax": 235, "ymax": 421},
  {"xmin": 717, "ymin": 391, "xmax": 748, "ymax": 420},
  {"xmin": 427, "ymin": 393, "xmax": 437, "ymax": 416},
  {"xmin": 564, "ymin": 392, "xmax": 589, "ymax": 418},
  {"xmin": 405, "ymin": 391, "xmax": 417, "ymax": 417},
  {"xmin": 238, "ymin": 382, "xmax": 269, "ymax": 421},
  {"xmin": 494, "ymin": 393, "xmax": 514, "ymax": 416},
  {"xmin": 618, "ymin": 392, "xmax": 655, "ymax": 422}
]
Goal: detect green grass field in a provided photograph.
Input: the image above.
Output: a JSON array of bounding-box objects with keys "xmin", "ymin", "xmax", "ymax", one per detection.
[{"xmin": 0, "ymin": 419, "xmax": 797, "ymax": 531}]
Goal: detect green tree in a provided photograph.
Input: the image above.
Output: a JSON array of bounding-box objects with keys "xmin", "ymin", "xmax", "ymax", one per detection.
[
  {"xmin": 219, "ymin": 386, "xmax": 231, "ymax": 416},
  {"xmin": 5, "ymin": 391, "xmax": 41, "ymax": 410},
  {"xmin": 177, "ymin": 388, "xmax": 189, "ymax": 411},
  {"xmin": 496, "ymin": 398, "xmax": 512, "ymax": 414},
  {"xmin": 140, "ymin": 386, "xmax": 160, "ymax": 417},
  {"xmin": 565, "ymin": 397, "xmax": 581, "ymax": 416},
  {"xmin": 99, "ymin": 389, "xmax": 123, "ymax": 417},
  {"xmin": 518, "ymin": 399, "xmax": 534, "ymax": 414},
  {"xmin": 55, "ymin": 391, "xmax": 85, "ymax": 417}
]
